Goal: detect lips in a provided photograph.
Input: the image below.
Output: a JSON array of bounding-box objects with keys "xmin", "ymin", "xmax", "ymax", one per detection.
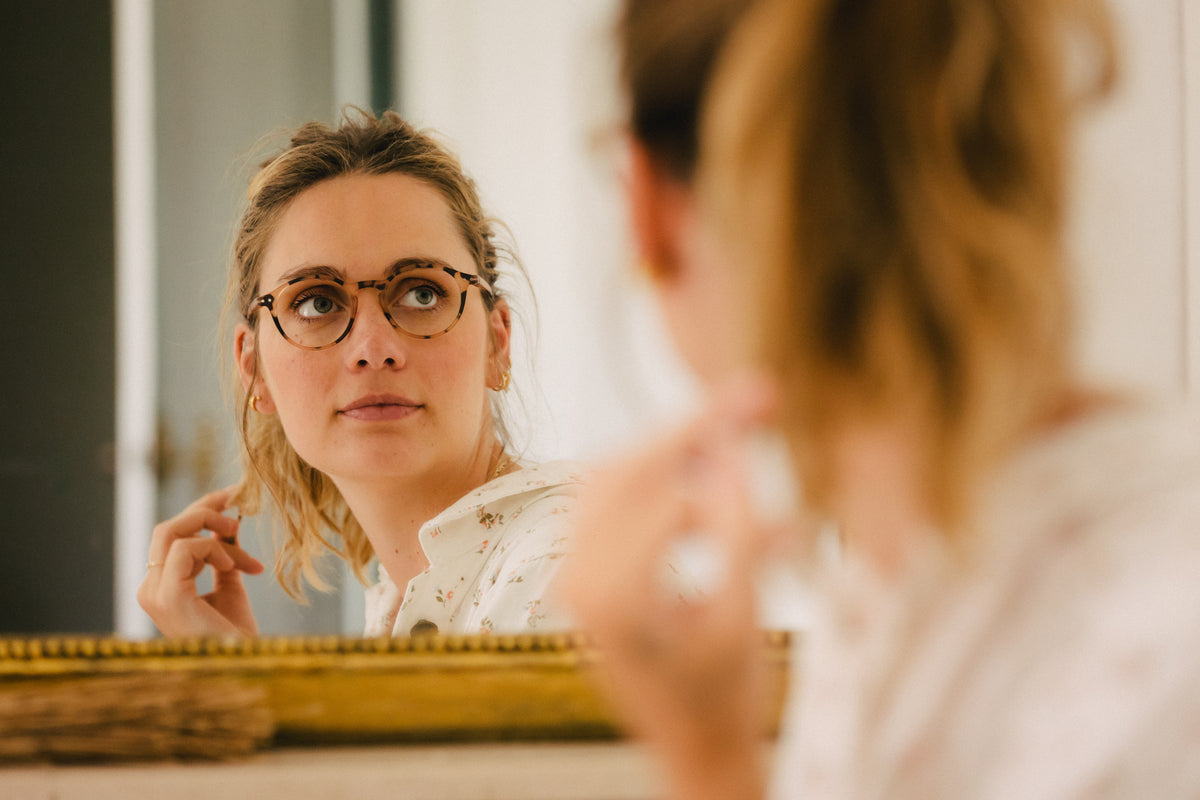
[{"xmin": 338, "ymin": 394, "xmax": 422, "ymax": 421}]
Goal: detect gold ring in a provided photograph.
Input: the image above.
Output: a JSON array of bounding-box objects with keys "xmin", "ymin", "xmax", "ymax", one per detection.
[{"xmin": 146, "ymin": 561, "xmax": 165, "ymax": 569}]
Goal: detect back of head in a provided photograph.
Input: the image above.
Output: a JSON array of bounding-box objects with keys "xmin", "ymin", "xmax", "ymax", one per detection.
[
  {"xmin": 702, "ymin": 0, "xmax": 1117, "ymax": 529},
  {"xmin": 617, "ymin": 0, "xmax": 756, "ymax": 181}
]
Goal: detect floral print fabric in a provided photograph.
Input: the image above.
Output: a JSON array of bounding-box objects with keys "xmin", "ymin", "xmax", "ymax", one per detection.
[
  {"xmin": 771, "ymin": 403, "xmax": 1200, "ymax": 799},
  {"xmin": 363, "ymin": 460, "xmax": 583, "ymax": 636}
]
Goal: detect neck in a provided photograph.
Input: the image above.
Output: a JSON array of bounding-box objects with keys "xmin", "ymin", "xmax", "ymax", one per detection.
[
  {"xmin": 335, "ymin": 440, "xmax": 508, "ymax": 587},
  {"xmin": 830, "ymin": 420, "xmax": 933, "ymax": 581},
  {"xmin": 828, "ymin": 384, "xmax": 1120, "ymax": 580}
]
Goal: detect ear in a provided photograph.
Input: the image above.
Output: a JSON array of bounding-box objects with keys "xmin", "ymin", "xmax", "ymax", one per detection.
[
  {"xmin": 234, "ymin": 323, "xmax": 277, "ymax": 413},
  {"xmin": 486, "ymin": 298, "xmax": 513, "ymax": 386},
  {"xmin": 626, "ymin": 137, "xmax": 692, "ymax": 283}
]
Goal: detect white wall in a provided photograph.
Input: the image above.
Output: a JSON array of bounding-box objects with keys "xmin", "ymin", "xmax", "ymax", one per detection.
[
  {"xmin": 1186, "ymin": 0, "xmax": 1200, "ymax": 395},
  {"xmin": 1069, "ymin": 0, "xmax": 1192, "ymax": 398},
  {"xmin": 400, "ymin": 0, "xmax": 1198, "ymax": 472},
  {"xmin": 398, "ymin": 0, "xmax": 699, "ymax": 465}
]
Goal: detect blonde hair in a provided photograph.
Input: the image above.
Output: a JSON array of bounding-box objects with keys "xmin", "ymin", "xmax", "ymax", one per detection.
[
  {"xmin": 225, "ymin": 109, "xmax": 518, "ymax": 598},
  {"xmin": 616, "ymin": 0, "xmax": 755, "ymax": 181},
  {"xmin": 702, "ymin": 0, "xmax": 1116, "ymax": 529}
]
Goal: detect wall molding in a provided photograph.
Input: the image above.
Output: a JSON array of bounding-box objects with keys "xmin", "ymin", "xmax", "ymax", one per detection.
[{"xmin": 1184, "ymin": 0, "xmax": 1200, "ymax": 397}]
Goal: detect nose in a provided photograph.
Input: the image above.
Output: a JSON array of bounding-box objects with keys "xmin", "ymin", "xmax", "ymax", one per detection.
[{"xmin": 343, "ymin": 290, "xmax": 407, "ymax": 370}]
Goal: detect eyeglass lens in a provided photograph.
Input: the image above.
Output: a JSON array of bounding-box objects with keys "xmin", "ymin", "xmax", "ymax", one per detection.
[{"xmin": 271, "ymin": 267, "xmax": 467, "ymax": 348}]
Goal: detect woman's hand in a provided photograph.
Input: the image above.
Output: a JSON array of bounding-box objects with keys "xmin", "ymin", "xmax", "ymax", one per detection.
[
  {"xmin": 560, "ymin": 376, "xmax": 780, "ymax": 800},
  {"xmin": 137, "ymin": 484, "xmax": 265, "ymax": 637}
]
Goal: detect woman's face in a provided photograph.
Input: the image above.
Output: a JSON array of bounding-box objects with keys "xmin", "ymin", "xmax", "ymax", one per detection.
[{"xmin": 238, "ymin": 172, "xmax": 509, "ymax": 486}]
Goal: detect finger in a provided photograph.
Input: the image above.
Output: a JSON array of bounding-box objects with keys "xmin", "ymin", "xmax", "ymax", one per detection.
[
  {"xmin": 567, "ymin": 405, "xmax": 757, "ymax": 618},
  {"xmin": 650, "ymin": 423, "xmax": 765, "ymax": 630},
  {"xmin": 163, "ymin": 536, "xmax": 238, "ymax": 583},
  {"xmin": 141, "ymin": 536, "xmax": 240, "ymax": 621},
  {"xmin": 183, "ymin": 484, "xmax": 241, "ymax": 516},
  {"xmin": 147, "ymin": 509, "xmax": 240, "ymax": 567},
  {"xmin": 209, "ymin": 531, "xmax": 266, "ymax": 575},
  {"xmin": 701, "ymin": 425, "xmax": 769, "ymax": 545},
  {"xmin": 147, "ymin": 488, "xmax": 242, "ymax": 565},
  {"xmin": 149, "ymin": 501, "xmax": 239, "ymax": 557},
  {"xmin": 564, "ymin": 375, "xmax": 778, "ymax": 631},
  {"xmin": 567, "ymin": 481, "xmax": 690, "ymax": 625},
  {"xmin": 604, "ymin": 372, "xmax": 776, "ymax": 531},
  {"xmin": 572, "ymin": 447, "xmax": 689, "ymax": 565}
]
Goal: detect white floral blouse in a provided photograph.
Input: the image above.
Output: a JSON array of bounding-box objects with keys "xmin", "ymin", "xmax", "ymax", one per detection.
[
  {"xmin": 771, "ymin": 402, "xmax": 1200, "ymax": 799},
  {"xmin": 363, "ymin": 460, "xmax": 583, "ymax": 637}
]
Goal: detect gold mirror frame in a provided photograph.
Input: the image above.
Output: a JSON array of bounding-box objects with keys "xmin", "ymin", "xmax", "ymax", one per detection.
[{"xmin": 0, "ymin": 632, "xmax": 791, "ymax": 761}]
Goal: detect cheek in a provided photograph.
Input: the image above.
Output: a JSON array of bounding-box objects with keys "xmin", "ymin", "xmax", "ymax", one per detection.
[
  {"xmin": 259, "ymin": 347, "xmax": 329, "ymax": 427},
  {"xmin": 665, "ymin": 220, "xmax": 759, "ymax": 384},
  {"xmin": 657, "ymin": 277, "xmax": 745, "ymax": 386},
  {"xmin": 444, "ymin": 338, "xmax": 490, "ymax": 396},
  {"xmin": 657, "ymin": 250, "xmax": 758, "ymax": 388},
  {"xmin": 425, "ymin": 322, "xmax": 493, "ymax": 412}
]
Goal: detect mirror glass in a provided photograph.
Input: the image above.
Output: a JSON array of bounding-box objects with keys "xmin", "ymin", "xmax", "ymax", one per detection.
[
  {"xmin": 3, "ymin": 0, "xmax": 1191, "ymax": 638},
  {"xmin": 132, "ymin": 0, "xmax": 700, "ymax": 637}
]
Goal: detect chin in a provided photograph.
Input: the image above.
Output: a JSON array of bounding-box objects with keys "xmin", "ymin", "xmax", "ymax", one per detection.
[{"xmin": 304, "ymin": 448, "xmax": 421, "ymax": 484}]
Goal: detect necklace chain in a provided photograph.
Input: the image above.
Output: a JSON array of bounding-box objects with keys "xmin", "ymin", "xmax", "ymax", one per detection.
[{"xmin": 490, "ymin": 452, "xmax": 510, "ymax": 480}]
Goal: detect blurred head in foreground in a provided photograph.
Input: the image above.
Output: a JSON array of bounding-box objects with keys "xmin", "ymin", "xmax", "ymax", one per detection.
[
  {"xmin": 629, "ymin": 0, "xmax": 1116, "ymax": 532},
  {"xmin": 616, "ymin": 0, "xmax": 761, "ymax": 383}
]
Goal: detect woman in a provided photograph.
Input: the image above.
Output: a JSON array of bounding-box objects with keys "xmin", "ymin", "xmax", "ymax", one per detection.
[
  {"xmin": 139, "ymin": 110, "xmax": 581, "ymax": 638},
  {"xmin": 563, "ymin": 0, "xmax": 1200, "ymax": 797}
]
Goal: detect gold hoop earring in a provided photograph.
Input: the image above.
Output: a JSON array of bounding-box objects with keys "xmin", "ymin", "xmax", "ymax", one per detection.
[
  {"xmin": 250, "ymin": 395, "xmax": 261, "ymax": 413},
  {"xmin": 493, "ymin": 371, "xmax": 511, "ymax": 392},
  {"xmin": 636, "ymin": 256, "xmax": 672, "ymax": 284}
]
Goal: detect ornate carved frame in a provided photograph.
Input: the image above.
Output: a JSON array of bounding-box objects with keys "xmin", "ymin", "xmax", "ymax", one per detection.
[{"xmin": 0, "ymin": 632, "xmax": 791, "ymax": 749}]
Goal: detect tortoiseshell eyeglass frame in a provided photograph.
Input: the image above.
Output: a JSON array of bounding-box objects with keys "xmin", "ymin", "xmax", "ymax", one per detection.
[{"xmin": 248, "ymin": 262, "xmax": 493, "ymax": 351}]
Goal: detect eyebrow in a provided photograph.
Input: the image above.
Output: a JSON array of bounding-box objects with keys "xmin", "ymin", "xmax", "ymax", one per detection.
[
  {"xmin": 384, "ymin": 257, "xmax": 458, "ymax": 278},
  {"xmin": 274, "ymin": 264, "xmax": 345, "ymax": 284},
  {"xmin": 273, "ymin": 257, "xmax": 462, "ymax": 286}
]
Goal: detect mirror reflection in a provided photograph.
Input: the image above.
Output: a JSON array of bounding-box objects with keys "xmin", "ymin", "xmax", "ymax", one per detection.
[
  {"xmin": 141, "ymin": 110, "xmax": 587, "ymax": 639},
  {"xmin": 7, "ymin": 0, "xmax": 679, "ymax": 638},
  {"xmin": 3, "ymin": 0, "xmax": 1192, "ymax": 639},
  {"xmin": 137, "ymin": 1, "xmax": 653, "ymax": 638},
  {"xmin": 131, "ymin": 0, "xmax": 699, "ymax": 639}
]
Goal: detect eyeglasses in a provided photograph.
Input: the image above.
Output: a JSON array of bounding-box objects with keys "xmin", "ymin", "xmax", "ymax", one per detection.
[{"xmin": 250, "ymin": 263, "xmax": 492, "ymax": 350}]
